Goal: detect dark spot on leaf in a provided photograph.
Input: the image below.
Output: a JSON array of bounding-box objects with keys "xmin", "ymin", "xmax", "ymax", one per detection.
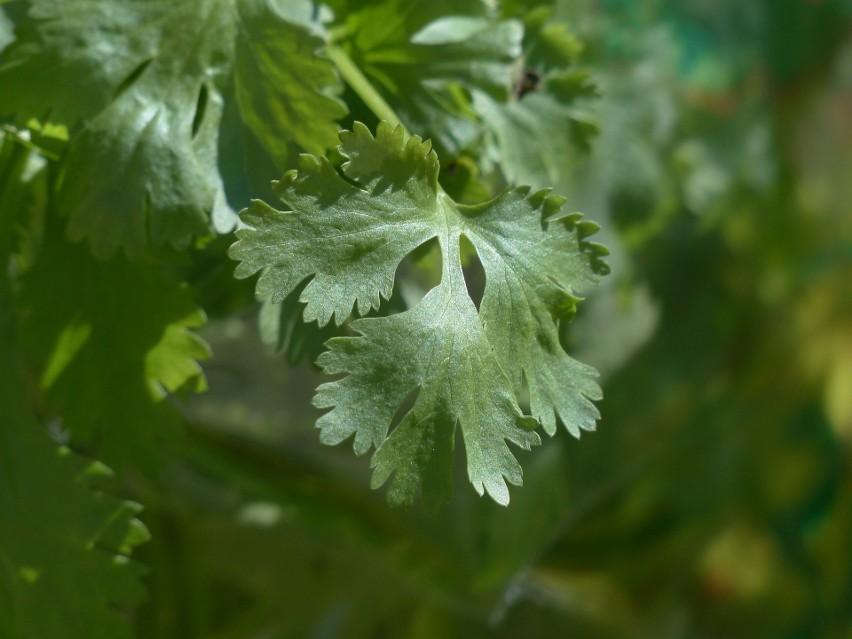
[{"xmin": 518, "ymin": 370, "xmax": 531, "ymax": 413}]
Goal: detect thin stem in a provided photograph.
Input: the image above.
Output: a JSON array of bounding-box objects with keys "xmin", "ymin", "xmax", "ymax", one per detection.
[
  {"xmin": 325, "ymin": 44, "xmax": 453, "ymax": 198},
  {"xmin": 2, "ymin": 125, "xmax": 60, "ymax": 161},
  {"xmin": 326, "ymin": 45, "xmax": 405, "ymax": 132},
  {"xmin": 327, "ymin": 23, "xmax": 350, "ymax": 44}
]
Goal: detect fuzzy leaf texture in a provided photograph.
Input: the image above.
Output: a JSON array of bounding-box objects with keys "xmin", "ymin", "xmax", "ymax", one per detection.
[{"xmin": 230, "ymin": 122, "xmax": 609, "ymax": 507}]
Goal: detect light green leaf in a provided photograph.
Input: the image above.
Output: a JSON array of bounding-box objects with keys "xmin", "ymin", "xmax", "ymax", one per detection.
[
  {"xmin": 316, "ymin": 247, "xmax": 541, "ymax": 509},
  {"xmin": 475, "ymin": 55, "xmax": 599, "ymax": 189},
  {"xmin": 230, "ymin": 122, "xmax": 606, "ymax": 506},
  {"xmin": 0, "ymin": 0, "xmax": 345, "ymax": 258},
  {"xmin": 462, "ymin": 178, "xmax": 608, "ymax": 437},
  {"xmin": 234, "ymin": 0, "xmax": 346, "ymax": 168}
]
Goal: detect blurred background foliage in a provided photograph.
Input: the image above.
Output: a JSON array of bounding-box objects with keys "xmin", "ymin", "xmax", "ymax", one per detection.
[{"xmin": 1, "ymin": 0, "xmax": 851, "ymax": 637}]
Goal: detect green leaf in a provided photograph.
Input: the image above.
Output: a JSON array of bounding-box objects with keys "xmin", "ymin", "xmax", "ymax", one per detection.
[
  {"xmin": 474, "ymin": 12, "xmax": 600, "ymax": 190},
  {"xmin": 474, "ymin": 69, "xmax": 598, "ymax": 189},
  {"xmin": 18, "ymin": 219, "xmax": 210, "ymax": 471},
  {"xmin": 234, "ymin": 0, "xmax": 347, "ymax": 168},
  {"xmin": 0, "ymin": 279, "xmax": 147, "ymax": 639},
  {"xmin": 338, "ymin": 1, "xmax": 522, "ymax": 156},
  {"xmin": 0, "ymin": 0, "xmax": 345, "ymax": 258},
  {"xmin": 0, "ymin": 7, "xmax": 12, "ymax": 51},
  {"xmin": 258, "ymin": 282, "xmax": 341, "ymax": 367},
  {"xmin": 0, "ymin": 422, "xmax": 148, "ymax": 638},
  {"xmin": 230, "ymin": 122, "xmax": 606, "ymax": 507}
]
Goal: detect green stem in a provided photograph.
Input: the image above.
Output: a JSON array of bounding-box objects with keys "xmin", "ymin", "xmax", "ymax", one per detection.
[
  {"xmin": 326, "ymin": 45, "xmax": 405, "ymax": 132},
  {"xmin": 325, "ymin": 44, "xmax": 453, "ymax": 198},
  {"xmin": 1, "ymin": 125, "xmax": 60, "ymax": 161},
  {"xmin": 327, "ymin": 23, "xmax": 350, "ymax": 44}
]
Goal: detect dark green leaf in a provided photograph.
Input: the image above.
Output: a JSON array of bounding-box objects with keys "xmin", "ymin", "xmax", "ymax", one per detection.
[
  {"xmin": 0, "ymin": 252, "xmax": 147, "ymax": 639},
  {"xmin": 19, "ymin": 220, "xmax": 210, "ymax": 470}
]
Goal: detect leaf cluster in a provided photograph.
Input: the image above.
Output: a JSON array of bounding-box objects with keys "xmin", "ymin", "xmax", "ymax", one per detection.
[{"xmin": 0, "ymin": 0, "xmax": 611, "ymax": 635}]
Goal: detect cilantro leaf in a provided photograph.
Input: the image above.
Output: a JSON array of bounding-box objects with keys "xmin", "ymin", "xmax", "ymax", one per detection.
[
  {"xmin": 475, "ymin": 70, "xmax": 598, "ymax": 189},
  {"xmin": 0, "ymin": 414, "xmax": 148, "ymax": 638},
  {"xmin": 258, "ymin": 283, "xmax": 341, "ymax": 367},
  {"xmin": 19, "ymin": 218, "xmax": 210, "ymax": 470},
  {"xmin": 337, "ymin": 1, "xmax": 521, "ymax": 156},
  {"xmin": 233, "ymin": 0, "xmax": 347, "ymax": 167},
  {"xmin": 0, "ymin": 7, "xmax": 12, "ymax": 52},
  {"xmin": 0, "ymin": 0, "xmax": 345, "ymax": 258},
  {"xmin": 230, "ymin": 122, "xmax": 606, "ymax": 506},
  {"xmin": 474, "ymin": 14, "xmax": 600, "ymax": 189},
  {"xmin": 1, "ymin": 278, "xmax": 146, "ymax": 639}
]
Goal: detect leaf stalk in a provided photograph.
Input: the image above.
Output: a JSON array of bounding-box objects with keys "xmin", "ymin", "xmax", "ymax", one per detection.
[{"xmin": 326, "ymin": 45, "xmax": 406, "ymax": 132}]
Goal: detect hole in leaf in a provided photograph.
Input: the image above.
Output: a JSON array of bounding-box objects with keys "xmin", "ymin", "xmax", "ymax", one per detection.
[
  {"xmin": 388, "ymin": 385, "xmax": 420, "ymax": 434},
  {"xmin": 192, "ymin": 84, "xmax": 209, "ymax": 139},
  {"xmin": 392, "ymin": 237, "xmax": 442, "ymax": 308},
  {"xmin": 409, "ymin": 236, "xmax": 440, "ymax": 266},
  {"xmin": 460, "ymin": 235, "xmax": 485, "ymax": 311},
  {"xmin": 113, "ymin": 58, "xmax": 153, "ymax": 100}
]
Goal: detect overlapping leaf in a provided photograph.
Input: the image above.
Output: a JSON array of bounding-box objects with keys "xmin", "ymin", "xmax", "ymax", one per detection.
[
  {"xmin": 233, "ymin": 0, "xmax": 346, "ymax": 167},
  {"xmin": 231, "ymin": 122, "xmax": 606, "ymax": 506},
  {"xmin": 335, "ymin": 0, "xmax": 522, "ymax": 157},
  {"xmin": 1, "ymin": 231, "xmax": 146, "ymax": 638},
  {"xmin": 0, "ymin": 0, "xmax": 346, "ymax": 257},
  {"xmin": 18, "ymin": 220, "xmax": 210, "ymax": 470},
  {"xmin": 258, "ymin": 283, "xmax": 341, "ymax": 367},
  {"xmin": 0, "ymin": 391, "xmax": 148, "ymax": 639},
  {"xmin": 474, "ymin": 70, "xmax": 598, "ymax": 189},
  {"xmin": 474, "ymin": 12, "xmax": 600, "ymax": 189}
]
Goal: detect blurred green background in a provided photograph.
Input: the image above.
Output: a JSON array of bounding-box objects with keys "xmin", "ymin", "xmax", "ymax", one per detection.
[{"xmin": 2, "ymin": 0, "xmax": 851, "ymax": 637}]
